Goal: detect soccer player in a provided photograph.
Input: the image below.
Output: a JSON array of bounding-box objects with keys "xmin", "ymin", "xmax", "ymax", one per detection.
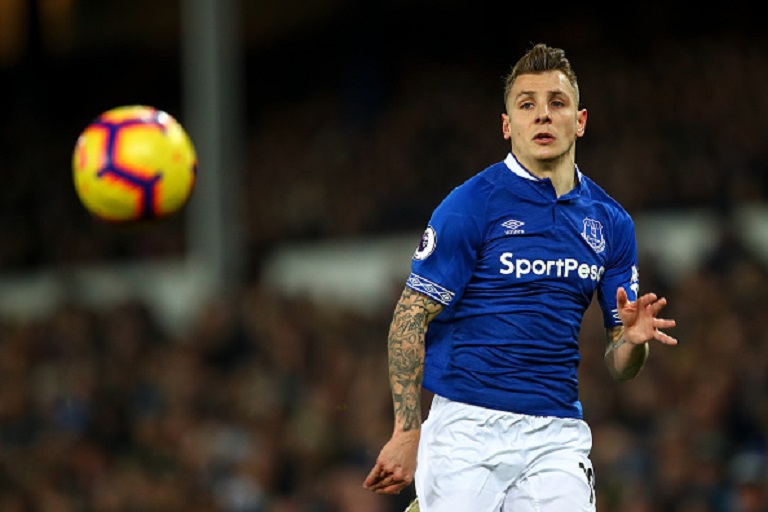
[{"xmin": 362, "ymin": 43, "xmax": 677, "ymax": 511}]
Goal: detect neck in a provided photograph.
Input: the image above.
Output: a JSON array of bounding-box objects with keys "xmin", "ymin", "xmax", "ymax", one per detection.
[
  {"xmin": 520, "ymin": 154, "xmax": 577, "ymax": 197},
  {"xmin": 539, "ymin": 166, "xmax": 576, "ymax": 197}
]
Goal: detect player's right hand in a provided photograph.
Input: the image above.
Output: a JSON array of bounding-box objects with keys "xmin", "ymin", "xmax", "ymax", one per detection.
[{"xmin": 363, "ymin": 430, "xmax": 420, "ymax": 495}]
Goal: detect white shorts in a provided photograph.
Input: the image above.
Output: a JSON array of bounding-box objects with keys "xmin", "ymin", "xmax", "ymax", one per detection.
[{"xmin": 415, "ymin": 395, "xmax": 596, "ymax": 512}]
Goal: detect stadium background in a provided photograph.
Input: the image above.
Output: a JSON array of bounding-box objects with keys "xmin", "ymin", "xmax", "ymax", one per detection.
[{"xmin": 1, "ymin": 1, "xmax": 768, "ymax": 510}]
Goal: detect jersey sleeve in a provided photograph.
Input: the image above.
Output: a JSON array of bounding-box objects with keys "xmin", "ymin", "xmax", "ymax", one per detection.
[
  {"xmin": 596, "ymin": 212, "xmax": 639, "ymax": 327},
  {"xmin": 407, "ymin": 179, "xmax": 487, "ymax": 307}
]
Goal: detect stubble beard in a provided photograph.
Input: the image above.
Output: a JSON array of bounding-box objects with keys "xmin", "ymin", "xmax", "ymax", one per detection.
[{"xmin": 516, "ymin": 139, "xmax": 576, "ymax": 176}]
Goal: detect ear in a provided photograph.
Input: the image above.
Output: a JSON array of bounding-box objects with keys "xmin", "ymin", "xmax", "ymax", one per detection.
[
  {"xmin": 501, "ymin": 113, "xmax": 511, "ymax": 140},
  {"xmin": 576, "ymin": 108, "xmax": 588, "ymax": 138}
]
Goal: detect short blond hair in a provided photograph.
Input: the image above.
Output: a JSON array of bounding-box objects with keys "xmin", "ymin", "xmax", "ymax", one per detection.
[{"xmin": 504, "ymin": 43, "xmax": 580, "ymax": 109}]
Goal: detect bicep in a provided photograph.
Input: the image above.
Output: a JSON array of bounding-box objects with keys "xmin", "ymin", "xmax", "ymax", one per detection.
[
  {"xmin": 392, "ymin": 286, "xmax": 445, "ymax": 331},
  {"xmin": 391, "ymin": 286, "xmax": 445, "ymax": 336}
]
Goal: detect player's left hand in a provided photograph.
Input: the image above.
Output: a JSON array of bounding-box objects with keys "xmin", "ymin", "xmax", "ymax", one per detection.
[{"xmin": 616, "ymin": 287, "xmax": 677, "ymax": 346}]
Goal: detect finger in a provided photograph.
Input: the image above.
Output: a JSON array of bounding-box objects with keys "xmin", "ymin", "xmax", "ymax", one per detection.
[
  {"xmin": 365, "ymin": 468, "xmax": 397, "ymax": 488},
  {"xmin": 364, "ymin": 478, "xmax": 386, "ymax": 492},
  {"xmin": 654, "ymin": 330, "xmax": 678, "ymax": 345},
  {"xmin": 637, "ymin": 292, "xmax": 658, "ymax": 308},
  {"xmin": 367, "ymin": 475, "xmax": 404, "ymax": 493},
  {"xmin": 373, "ymin": 482, "xmax": 408, "ymax": 495},
  {"xmin": 648, "ymin": 297, "xmax": 668, "ymax": 316},
  {"xmin": 363, "ymin": 465, "xmax": 385, "ymax": 488},
  {"xmin": 616, "ymin": 287, "xmax": 628, "ymax": 308},
  {"xmin": 653, "ymin": 318, "xmax": 676, "ymax": 329}
]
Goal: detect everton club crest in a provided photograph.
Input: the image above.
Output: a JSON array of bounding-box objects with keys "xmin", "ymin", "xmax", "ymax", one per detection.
[{"xmin": 582, "ymin": 218, "xmax": 606, "ymax": 253}]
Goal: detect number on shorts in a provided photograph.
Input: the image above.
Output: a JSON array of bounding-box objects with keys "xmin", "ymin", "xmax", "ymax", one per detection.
[{"xmin": 579, "ymin": 462, "xmax": 595, "ymax": 504}]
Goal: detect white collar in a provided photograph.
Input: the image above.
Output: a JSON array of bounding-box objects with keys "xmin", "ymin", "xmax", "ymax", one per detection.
[{"xmin": 503, "ymin": 153, "xmax": 583, "ymax": 183}]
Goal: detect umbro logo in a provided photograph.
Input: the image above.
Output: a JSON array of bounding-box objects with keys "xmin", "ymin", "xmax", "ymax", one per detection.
[{"xmin": 502, "ymin": 219, "xmax": 525, "ymax": 234}]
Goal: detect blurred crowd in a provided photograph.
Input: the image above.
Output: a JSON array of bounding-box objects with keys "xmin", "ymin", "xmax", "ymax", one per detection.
[
  {"xmin": 4, "ymin": 30, "xmax": 768, "ymax": 269},
  {"xmin": 2, "ymin": 15, "xmax": 768, "ymax": 512},
  {"xmin": 243, "ymin": 34, "xmax": 768, "ymax": 253},
  {"xmin": 1, "ymin": 222, "xmax": 768, "ymax": 511}
]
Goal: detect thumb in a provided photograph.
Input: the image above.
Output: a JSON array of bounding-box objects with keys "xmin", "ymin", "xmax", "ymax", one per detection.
[{"xmin": 616, "ymin": 287, "xmax": 628, "ymax": 309}]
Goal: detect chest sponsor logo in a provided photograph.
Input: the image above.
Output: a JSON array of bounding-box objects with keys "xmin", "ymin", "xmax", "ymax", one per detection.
[{"xmin": 499, "ymin": 252, "xmax": 605, "ymax": 281}]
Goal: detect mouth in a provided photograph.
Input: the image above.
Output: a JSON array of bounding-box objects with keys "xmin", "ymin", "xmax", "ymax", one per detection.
[{"xmin": 533, "ymin": 132, "xmax": 554, "ymax": 144}]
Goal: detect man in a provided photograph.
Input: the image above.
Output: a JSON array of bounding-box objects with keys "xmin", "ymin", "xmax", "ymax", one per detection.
[{"xmin": 362, "ymin": 43, "xmax": 677, "ymax": 511}]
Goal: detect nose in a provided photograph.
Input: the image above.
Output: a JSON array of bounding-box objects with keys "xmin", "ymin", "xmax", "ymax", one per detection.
[{"xmin": 535, "ymin": 107, "xmax": 551, "ymax": 123}]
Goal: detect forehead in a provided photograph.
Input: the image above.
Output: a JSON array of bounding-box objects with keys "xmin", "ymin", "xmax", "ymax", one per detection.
[{"xmin": 509, "ymin": 70, "xmax": 576, "ymax": 99}]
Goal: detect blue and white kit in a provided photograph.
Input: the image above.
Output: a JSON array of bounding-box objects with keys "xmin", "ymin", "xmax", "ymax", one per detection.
[{"xmin": 408, "ymin": 153, "xmax": 640, "ymax": 419}]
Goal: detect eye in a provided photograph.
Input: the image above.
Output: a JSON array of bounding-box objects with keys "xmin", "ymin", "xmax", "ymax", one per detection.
[
  {"xmin": 520, "ymin": 101, "xmax": 534, "ymax": 110},
  {"xmin": 551, "ymin": 99, "xmax": 566, "ymax": 108}
]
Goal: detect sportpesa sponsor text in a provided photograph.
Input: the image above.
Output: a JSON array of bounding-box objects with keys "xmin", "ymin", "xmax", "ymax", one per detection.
[{"xmin": 499, "ymin": 252, "xmax": 604, "ymax": 281}]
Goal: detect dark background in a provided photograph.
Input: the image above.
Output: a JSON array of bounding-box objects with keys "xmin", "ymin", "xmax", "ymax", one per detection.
[
  {"xmin": 1, "ymin": 2, "xmax": 767, "ymax": 511},
  {"xmin": 4, "ymin": 1, "xmax": 768, "ymax": 268}
]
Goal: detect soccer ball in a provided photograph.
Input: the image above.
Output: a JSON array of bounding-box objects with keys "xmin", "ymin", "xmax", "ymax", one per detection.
[{"xmin": 72, "ymin": 105, "xmax": 197, "ymax": 223}]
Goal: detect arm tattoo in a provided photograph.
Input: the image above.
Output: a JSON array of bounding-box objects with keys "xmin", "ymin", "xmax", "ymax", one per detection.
[
  {"xmin": 388, "ymin": 287, "xmax": 444, "ymax": 431},
  {"xmin": 605, "ymin": 325, "xmax": 648, "ymax": 380},
  {"xmin": 605, "ymin": 326, "xmax": 627, "ymax": 353}
]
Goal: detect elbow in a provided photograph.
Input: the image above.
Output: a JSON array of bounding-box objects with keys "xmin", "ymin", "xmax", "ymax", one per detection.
[
  {"xmin": 605, "ymin": 343, "xmax": 649, "ymax": 381},
  {"xmin": 604, "ymin": 356, "xmax": 645, "ymax": 382},
  {"xmin": 606, "ymin": 361, "xmax": 645, "ymax": 382},
  {"xmin": 609, "ymin": 366, "xmax": 642, "ymax": 382}
]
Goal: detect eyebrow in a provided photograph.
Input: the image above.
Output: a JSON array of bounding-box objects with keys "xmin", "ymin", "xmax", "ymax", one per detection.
[{"xmin": 515, "ymin": 89, "xmax": 569, "ymax": 100}]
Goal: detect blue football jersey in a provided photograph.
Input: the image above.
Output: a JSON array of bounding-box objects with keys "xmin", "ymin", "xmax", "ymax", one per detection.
[{"xmin": 407, "ymin": 153, "xmax": 639, "ymax": 419}]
